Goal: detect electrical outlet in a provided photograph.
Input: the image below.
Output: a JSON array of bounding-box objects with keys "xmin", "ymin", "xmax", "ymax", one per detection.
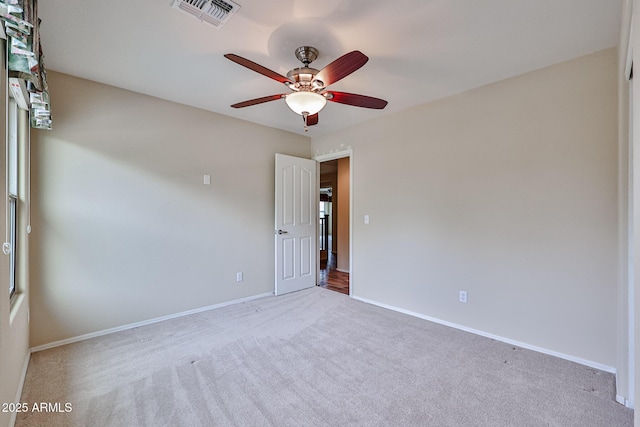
[
  {"xmin": 236, "ymin": 272, "xmax": 243, "ymax": 282},
  {"xmin": 459, "ymin": 290, "xmax": 467, "ymax": 303}
]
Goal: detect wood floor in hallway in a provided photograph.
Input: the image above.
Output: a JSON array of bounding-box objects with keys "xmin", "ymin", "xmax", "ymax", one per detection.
[{"xmin": 318, "ymin": 251, "xmax": 349, "ymax": 295}]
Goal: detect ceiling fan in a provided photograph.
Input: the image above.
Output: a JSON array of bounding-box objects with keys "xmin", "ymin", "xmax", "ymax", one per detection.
[{"xmin": 224, "ymin": 46, "xmax": 388, "ymax": 130}]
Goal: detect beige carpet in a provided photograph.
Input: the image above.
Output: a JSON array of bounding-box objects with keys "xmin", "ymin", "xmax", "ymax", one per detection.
[{"xmin": 17, "ymin": 287, "xmax": 633, "ymax": 426}]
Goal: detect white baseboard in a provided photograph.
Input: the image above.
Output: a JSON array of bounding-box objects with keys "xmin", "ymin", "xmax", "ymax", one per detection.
[
  {"xmin": 616, "ymin": 395, "xmax": 627, "ymax": 406},
  {"xmin": 9, "ymin": 350, "xmax": 31, "ymax": 427},
  {"xmin": 616, "ymin": 394, "xmax": 634, "ymax": 409},
  {"xmin": 352, "ymin": 295, "xmax": 617, "ymax": 375},
  {"xmin": 31, "ymin": 292, "xmax": 273, "ymax": 353},
  {"xmin": 336, "ymin": 268, "xmax": 350, "ymax": 273},
  {"xmin": 614, "ymin": 370, "xmax": 634, "ymax": 408}
]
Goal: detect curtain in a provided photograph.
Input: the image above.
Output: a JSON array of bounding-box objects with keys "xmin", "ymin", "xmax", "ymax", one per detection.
[{"xmin": 1, "ymin": 0, "xmax": 51, "ymax": 129}]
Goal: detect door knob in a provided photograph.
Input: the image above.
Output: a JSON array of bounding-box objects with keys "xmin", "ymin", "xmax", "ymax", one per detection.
[{"xmin": 277, "ymin": 230, "xmax": 288, "ymax": 235}]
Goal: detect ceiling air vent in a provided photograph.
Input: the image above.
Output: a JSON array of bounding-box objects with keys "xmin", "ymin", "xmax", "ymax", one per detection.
[{"xmin": 171, "ymin": 0, "xmax": 240, "ymax": 29}]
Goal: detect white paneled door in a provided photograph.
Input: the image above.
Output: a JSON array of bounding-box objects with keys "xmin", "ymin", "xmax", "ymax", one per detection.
[{"xmin": 275, "ymin": 154, "xmax": 317, "ymax": 295}]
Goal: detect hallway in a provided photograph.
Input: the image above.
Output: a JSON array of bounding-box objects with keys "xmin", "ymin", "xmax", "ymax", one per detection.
[{"xmin": 318, "ymin": 251, "xmax": 349, "ymax": 295}]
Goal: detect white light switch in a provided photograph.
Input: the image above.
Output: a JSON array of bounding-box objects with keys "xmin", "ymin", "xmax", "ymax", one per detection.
[
  {"xmin": 203, "ymin": 174, "xmax": 211, "ymax": 185},
  {"xmin": 364, "ymin": 215, "xmax": 370, "ymax": 224}
]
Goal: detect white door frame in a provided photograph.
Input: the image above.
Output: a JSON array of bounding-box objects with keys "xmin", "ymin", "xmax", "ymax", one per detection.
[{"xmin": 314, "ymin": 149, "xmax": 353, "ymax": 296}]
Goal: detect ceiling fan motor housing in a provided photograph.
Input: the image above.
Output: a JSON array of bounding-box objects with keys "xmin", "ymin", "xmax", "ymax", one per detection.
[
  {"xmin": 286, "ymin": 67, "xmax": 324, "ymax": 91},
  {"xmin": 284, "ymin": 46, "xmax": 326, "ymax": 91}
]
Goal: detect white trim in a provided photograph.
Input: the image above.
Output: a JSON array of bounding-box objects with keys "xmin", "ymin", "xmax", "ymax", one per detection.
[
  {"xmin": 31, "ymin": 292, "xmax": 272, "ymax": 353},
  {"xmin": 616, "ymin": 393, "xmax": 631, "ymax": 407},
  {"xmin": 628, "ymin": 77, "xmax": 636, "ymax": 409},
  {"xmin": 9, "ymin": 350, "xmax": 30, "ymax": 427},
  {"xmin": 353, "ymin": 295, "xmax": 618, "ymax": 375},
  {"xmin": 313, "ymin": 149, "xmax": 353, "ymax": 163}
]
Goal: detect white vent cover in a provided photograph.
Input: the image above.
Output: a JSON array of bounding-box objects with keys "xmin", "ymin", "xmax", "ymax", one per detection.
[{"xmin": 171, "ymin": 0, "xmax": 240, "ymax": 29}]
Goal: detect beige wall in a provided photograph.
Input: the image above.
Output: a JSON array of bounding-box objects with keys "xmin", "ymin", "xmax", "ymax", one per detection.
[
  {"xmin": 29, "ymin": 72, "xmax": 310, "ymax": 348},
  {"xmin": 312, "ymin": 48, "xmax": 619, "ymax": 368},
  {"xmin": 337, "ymin": 157, "xmax": 350, "ymax": 272}
]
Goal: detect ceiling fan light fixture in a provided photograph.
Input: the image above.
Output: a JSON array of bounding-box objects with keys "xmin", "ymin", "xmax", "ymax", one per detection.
[
  {"xmin": 225, "ymin": 47, "xmax": 387, "ymax": 129},
  {"xmin": 285, "ymin": 91, "xmax": 327, "ymax": 116}
]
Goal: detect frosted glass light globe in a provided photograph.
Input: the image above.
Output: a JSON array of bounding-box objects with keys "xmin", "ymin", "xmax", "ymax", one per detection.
[{"xmin": 285, "ymin": 91, "xmax": 327, "ymax": 115}]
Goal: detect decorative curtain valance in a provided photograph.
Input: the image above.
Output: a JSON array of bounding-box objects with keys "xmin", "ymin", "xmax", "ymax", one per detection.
[{"xmin": 0, "ymin": 0, "xmax": 51, "ymax": 129}]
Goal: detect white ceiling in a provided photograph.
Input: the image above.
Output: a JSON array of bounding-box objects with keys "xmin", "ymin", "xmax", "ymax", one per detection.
[{"xmin": 38, "ymin": 0, "xmax": 622, "ymax": 137}]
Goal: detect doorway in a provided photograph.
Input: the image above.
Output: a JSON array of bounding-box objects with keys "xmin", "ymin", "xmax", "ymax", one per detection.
[{"xmin": 315, "ymin": 152, "xmax": 351, "ymax": 295}]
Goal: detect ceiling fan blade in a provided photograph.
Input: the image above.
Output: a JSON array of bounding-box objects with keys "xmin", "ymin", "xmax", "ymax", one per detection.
[
  {"xmin": 230, "ymin": 94, "xmax": 285, "ymax": 108},
  {"xmin": 315, "ymin": 51, "xmax": 369, "ymax": 87},
  {"xmin": 224, "ymin": 54, "xmax": 292, "ymax": 84},
  {"xmin": 326, "ymin": 91, "xmax": 388, "ymax": 109},
  {"xmin": 306, "ymin": 113, "xmax": 319, "ymax": 126}
]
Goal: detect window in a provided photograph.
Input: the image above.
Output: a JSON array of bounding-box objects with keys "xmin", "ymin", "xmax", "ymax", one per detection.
[
  {"xmin": 7, "ymin": 96, "xmax": 18, "ymax": 298},
  {"xmin": 8, "ymin": 195, "xmax": 16, "ymax": 297}
]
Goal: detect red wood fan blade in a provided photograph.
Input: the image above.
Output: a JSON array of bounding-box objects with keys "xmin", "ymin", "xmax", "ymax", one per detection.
[
  {"xmin": 326, "ymin": 91, "xmax": 388, "ymax": 109},
  {"xmin": 231, "ymin": 94, "xmax": 285, "ymax": 108},
  {"xmin": 315, "ymin": 51, "xmax": 368, "ymax": 87},
  {"xmin": 224, "ymin": 54, "xmax": 292, "ymax": 84},
  {"xmin": 306, "ymin": 113, "xmax": 319, "ymax": 126}
]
